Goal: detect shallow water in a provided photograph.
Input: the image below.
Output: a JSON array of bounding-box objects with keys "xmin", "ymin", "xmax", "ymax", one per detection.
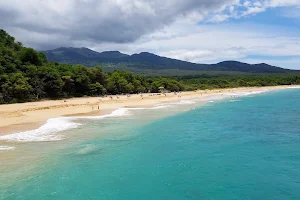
[{"xmin": 1, "ymin": 89, "xmax": 300, "ymax": 199}]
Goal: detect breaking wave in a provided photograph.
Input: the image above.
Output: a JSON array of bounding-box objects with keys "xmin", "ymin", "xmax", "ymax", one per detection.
[
  {"xmin": 0, "ymin": 146, "xmax": 15, "ymax": 151},
  {"xmin": 0, "ymin": 118, "xmax": 80, "ymax": 142},
  {"xmin": 0, "ymin": 105, "xmax": 170, "ymax": 143}
]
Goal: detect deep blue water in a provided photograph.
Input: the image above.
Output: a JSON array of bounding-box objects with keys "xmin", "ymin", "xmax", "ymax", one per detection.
[{"xmin": 1, "ymin": 89, "xmax": 300, "ymax": 200}]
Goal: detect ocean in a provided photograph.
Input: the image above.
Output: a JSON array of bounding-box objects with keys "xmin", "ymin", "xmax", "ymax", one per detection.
[{"xmin": 1, "ymin": 88, "xmax": 300, "ymax": 200}]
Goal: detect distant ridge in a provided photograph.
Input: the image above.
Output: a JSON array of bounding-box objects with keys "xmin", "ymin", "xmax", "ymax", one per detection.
[{"xmin": 43, "ymin": 47, "xmax": 292, "ymax": 74}]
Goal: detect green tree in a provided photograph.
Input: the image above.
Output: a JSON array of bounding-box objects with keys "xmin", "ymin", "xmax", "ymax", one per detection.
[
  {"xmin": 38, "ymin": 66, "xmax": 63, "ymax": 98},
  {"xmin": 62, "ymin": 75, "xmax": 75, "ymax": 97},
  {"xmin": 1, "ymin": 73, "xmax": 31, "ymax": 103},
  {"xmin": 19, "ymin": 48, "xmax": 43, "ymax": 66},
  {"xmin": 88, "ymin": 82, "xmax": 106, "ymax": 96}
]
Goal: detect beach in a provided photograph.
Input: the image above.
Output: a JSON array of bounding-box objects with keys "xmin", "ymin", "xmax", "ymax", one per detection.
[
  {"xmin": 1, "ymin": 85, "xmax": 300, "ymax": 200},
  {"xmin": 2, "ymin": 86, "xmax": 300, "ymax": 199},
  {"xmin": 0, "ymin": 85, "xmax": 297, "ymax": 136}
]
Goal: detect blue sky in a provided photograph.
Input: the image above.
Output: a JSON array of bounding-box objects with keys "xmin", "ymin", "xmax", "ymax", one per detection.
[
  {"xmin": 201, "ymin": 4, "xmax": 300, "ymax": 69},
  {"xmin": 1, "ymin": 0, "xmax": 300, "ymax": 69},
  {"xmin": 240, "ymin": 6, "xmax": 300, "ymax": 69},
  {"xmin": 178, "ymin": 1, "xmax": 300, "ymax": 69}
]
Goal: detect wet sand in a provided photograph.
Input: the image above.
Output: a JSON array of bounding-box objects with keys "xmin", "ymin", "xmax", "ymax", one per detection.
[{"xmin": 0, "ymin": 86, "xmax": 297, "ymax": 136}]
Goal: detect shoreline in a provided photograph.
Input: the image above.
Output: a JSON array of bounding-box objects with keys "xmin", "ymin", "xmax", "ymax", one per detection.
[{"xmin": 0, "ymin": 85, "xmax": 298, "ymax": 136}]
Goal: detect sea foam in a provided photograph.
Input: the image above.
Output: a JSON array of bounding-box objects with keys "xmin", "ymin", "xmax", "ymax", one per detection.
[
  {"xmin": 0, "ymin": 117, "xmax": 80, "ymax": 142},
  {"xmin": 287, "ymin": 86, "xmax": 300, "ymax": 89},
  {"xmin": 77, "ymin": 108, "xmax": 132, "ymax": 120},
  {"xmin": 176, "ymin": 100, "xmax": 196, "ymax": 105},
  {"xmin": 223, "ymin": 90, "xmax": 267, "ymax": 97},
  {"xmin": 150, "ymin": 105, "xmax": 171, "ymax": 109},
  {"xmin": 0, "ymin": 146, "xmax": 15, "ymax": 151},
  {"xmin": 166, "ymin": 100, "xmax": 196, "ymax": 105},
  {"xmin": 0, "ymin": 107, "xmax": 150, "ymax": 143},
  {"xmin": 0, "ymin": 91, "xmax": 266, "ymax": 143},
  {"xmin": 77, "ymin": 145, "xmax": 98, "ymax": 155}
]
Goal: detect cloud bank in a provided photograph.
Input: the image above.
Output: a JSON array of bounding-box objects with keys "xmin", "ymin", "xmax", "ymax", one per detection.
[
  {"xmin": 1, "ymin": 0, "xmax": 300, "ymax": 68},
  {"xmin": 0, "ymin": 0, "xmax": 238, "ymax": 49}
]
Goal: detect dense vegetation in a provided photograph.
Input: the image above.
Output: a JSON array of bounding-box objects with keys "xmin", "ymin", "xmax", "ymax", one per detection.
[
  {"xmin": 176, "ymin": 73, "xmax": 300, "ymax": 90},
  {"xmin": 0, "ymin": 30, "xmax": 185, "ymax": 103},
  {"xmin": 1, "ymin": 29, "xmax": 300, "ymax": 104}
]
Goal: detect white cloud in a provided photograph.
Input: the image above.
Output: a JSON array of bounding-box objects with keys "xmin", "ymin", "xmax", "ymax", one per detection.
[
  {"xmin": 253, "ymin": 1, "xmax": 263, "ymax": 7},
  {"xmin": 229, "ymin": 6, "xmax": 235, "ymax": 13},
  {"xmin": 207, "ymin": 14, "xmax": 230, "ymax": 23},
  {"xmin": 1, "ymin": 0, "xmax": 300, "ymax": 69},
  {"xmin": 243, "ymin": 0, "xmax": 300, "ymax": 15},
  {"xmin": 109, "ymin": 22, "xmax": 300, "ymax": 68},
  {"xmin": 242, "ymin": 57, "xmax": 300, "ymax": 70},
  {"xmin": 243, "ymin": 1, "xmax": 251, "ymax": 7},
  {"xmin": 242, "ymin": 6, "xmax": 266, "ymax": 16},
  {"xmin": 266, "ymin": 0, "xmax": 300, "ymax": 7},
  {"xmin": 239, "ymin": 0, "xmax": 300, "ymax": 17},
  {"xmin": 0, "ymin": 0, "xmax": 239, "ymax": 49},
  {"xmin": 159, "ymin": 49, "xmax": 246, "ymax": 64}
]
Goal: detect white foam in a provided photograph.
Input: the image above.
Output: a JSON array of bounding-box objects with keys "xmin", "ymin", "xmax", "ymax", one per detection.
[
  {"xmin": 150, "ymin": 105, "xmax": 172, "ymax": 109},
  {"xmin": 244, "ymin": 90, "xmax": 267, "ymax": 95},
  {"xmin": 287, "ymin": 86, "xmax": 300, "ymax": 89},
  {"xmin": 0, "ymin": 105, "xmax": 172, "ymax": 143},
  {"xmin": 0, "ymin": 146, "xmax": 15, "ymax": 151},
  {"xmin": 152, "ymin": 100, "xmax": 196, "ymax": 108},
  {"xmin": 110, "ymin": 108, "xmax": 131, "ymax": 116},
  {"xmin": 171, "ymin": 100, "xmax": 196, "ymax": 105},
  {"xmin": 76, "ymin": 108, "xmax": 132, "ymax": 120},
  {"xmin": 0, "ymin": 118, "xmax": 81, "ymax": 142},
  {"xmin": 77, "ymin": 145, "xmax": 98, "ymax": 155},
  {"xmin": 223, "ymin": 90, "xmax": 267, "ymax": 97},
  {"xmin": 3, "ymin": 91, "xmax": 259, "ymax": 143},
  {"xmin": 0, "ymin": 108, "xmax": 135, "ymax": 142},
  {"xmin": 229, "ymin": 99, "xmax": 241, "ymax": 102}
]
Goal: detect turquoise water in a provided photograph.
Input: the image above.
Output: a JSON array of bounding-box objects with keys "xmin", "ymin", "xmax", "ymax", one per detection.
[{"xmin": 1, "ymin": 89, "xmax": 300, "ymax": 199}]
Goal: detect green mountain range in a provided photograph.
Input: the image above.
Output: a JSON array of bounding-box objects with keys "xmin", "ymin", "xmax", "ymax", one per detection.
[
  {"xmin": 1, "ymin": 28, "xmax": 300, "ymax": 104},
  {"xmin": 43, "ymin": 47, "xmax": 292, "ymax": 75}
]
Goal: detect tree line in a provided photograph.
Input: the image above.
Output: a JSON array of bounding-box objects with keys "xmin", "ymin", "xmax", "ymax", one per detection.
[
  {"xmin": 176, "ymin": 73, "xmax": 300, "ymax": 90},
  {"xmin": 1, "ymin": 29, "xmax": 300, "ymax": 104},
  {"xmin": 0, "ymin": 30, "xmax": 186, "ymax": 103}
]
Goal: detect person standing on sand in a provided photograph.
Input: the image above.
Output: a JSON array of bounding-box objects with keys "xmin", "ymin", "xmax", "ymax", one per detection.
[{"xmin": 98, "ymin": 105, "xmax": 99, "ymax": 110}]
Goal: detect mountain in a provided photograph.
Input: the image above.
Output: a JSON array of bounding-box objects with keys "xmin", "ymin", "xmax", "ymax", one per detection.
[
  {"xmin": 44, "ymin": 47, "xmax": 129, "ymax": 63},
  {"xmin": 43, "ymin": 47, "xmax": 292, "ymax": 74}
]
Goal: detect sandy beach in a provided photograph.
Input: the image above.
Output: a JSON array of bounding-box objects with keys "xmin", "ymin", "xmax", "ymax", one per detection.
[{"xmin": 0, "ymin": 85, "xmax": 297, "ymax": 136}]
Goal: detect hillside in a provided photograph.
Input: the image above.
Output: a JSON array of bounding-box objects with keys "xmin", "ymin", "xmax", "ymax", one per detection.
[
  {"xmin": 0, "ymin": 29, "xmax": 189, "ymax": 103},
  {"xmin": 43, "ymin": 47, "xmax": 292, "ymax": 74},
  {"xmin": 1, "ymin": 29, "xmax": 300, "ymax": 104}
]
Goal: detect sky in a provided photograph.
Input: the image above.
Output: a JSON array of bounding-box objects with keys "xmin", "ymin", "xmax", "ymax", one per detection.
[{"xmin": 1, "ymin": 0, "xmax": 300, "ymax": 69}]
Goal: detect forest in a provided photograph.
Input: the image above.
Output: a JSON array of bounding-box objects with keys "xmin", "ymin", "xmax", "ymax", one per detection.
[{"xmin": 1, "ymin": 29, "xmax": 300, "ymax": 104}]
